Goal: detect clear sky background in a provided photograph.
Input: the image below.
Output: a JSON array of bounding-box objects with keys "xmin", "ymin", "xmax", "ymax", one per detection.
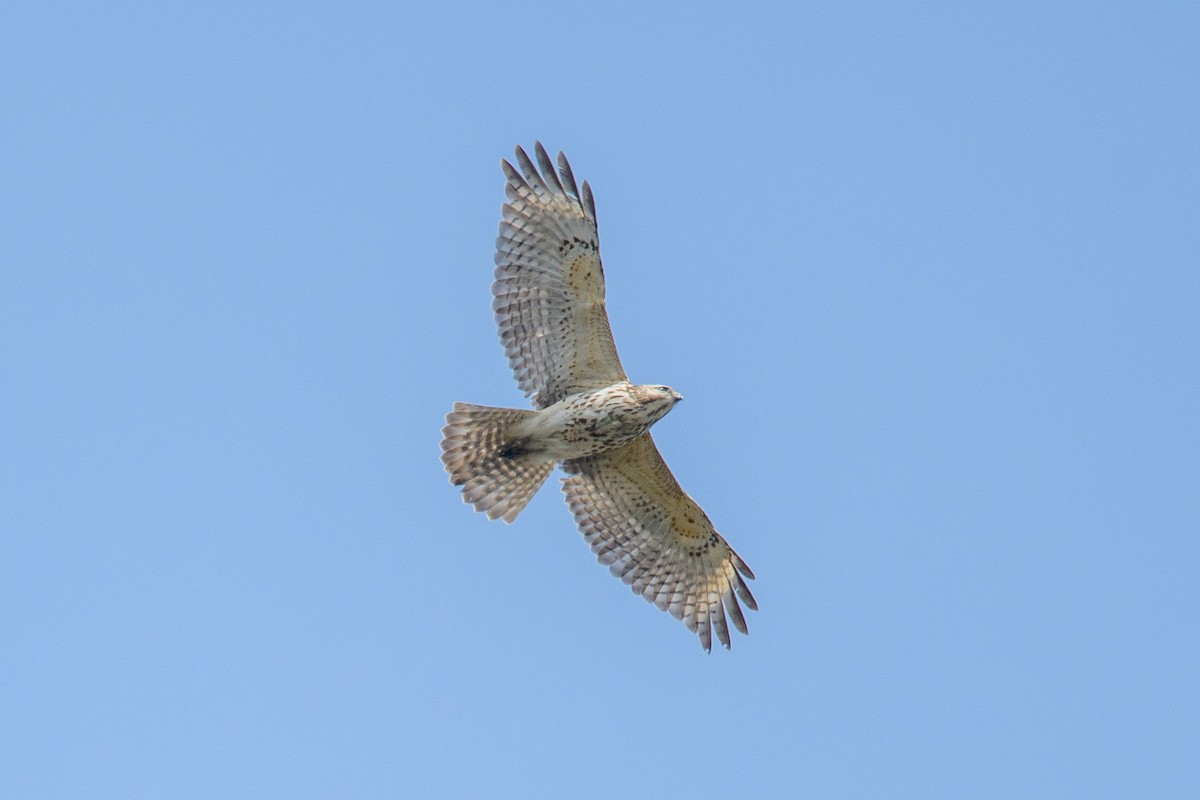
[{"xmin": 3, "ymin": 2, "xmax": 1198, "ymax": 797}]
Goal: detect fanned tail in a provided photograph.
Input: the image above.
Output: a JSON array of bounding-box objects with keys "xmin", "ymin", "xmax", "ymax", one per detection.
[{"xmin": 440, "ymin": 402, "xmax": 554, "ymax": 523}]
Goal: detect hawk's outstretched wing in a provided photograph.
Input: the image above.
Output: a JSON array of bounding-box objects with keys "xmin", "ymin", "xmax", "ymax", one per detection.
[
  {"xmin": 562, "ymin": 434, "xmax": 757, "ymax": 651},
  {"xmin": 493, "ymin": 143, "xmax": 628, "ymax": 409}
]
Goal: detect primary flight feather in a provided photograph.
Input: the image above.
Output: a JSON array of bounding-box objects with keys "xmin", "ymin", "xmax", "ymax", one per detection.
[{"xmin": 441, "ymin": 143, "xmax": 756, "ymax": 651}]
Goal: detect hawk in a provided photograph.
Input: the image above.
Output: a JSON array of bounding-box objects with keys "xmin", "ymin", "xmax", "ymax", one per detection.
[{"xmin": 441, "ymin": 143, "xmax": 757, "ymax": 651}]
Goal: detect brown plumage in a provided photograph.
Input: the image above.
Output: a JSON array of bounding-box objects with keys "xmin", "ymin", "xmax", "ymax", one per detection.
[{"xmin": 441, "ymin": 143, "xmax": 756, "ymax": 651}]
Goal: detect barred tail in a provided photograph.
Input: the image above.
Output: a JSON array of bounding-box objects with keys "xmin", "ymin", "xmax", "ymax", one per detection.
[{"xmin": 440, "ymin": 402, "xmax": 554, "ymax": 523}]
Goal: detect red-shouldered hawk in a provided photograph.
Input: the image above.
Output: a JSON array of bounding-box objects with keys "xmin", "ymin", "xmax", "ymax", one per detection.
[{"xmin": 441, "ymin": 143, "xmax": 756, "ymax": 651}]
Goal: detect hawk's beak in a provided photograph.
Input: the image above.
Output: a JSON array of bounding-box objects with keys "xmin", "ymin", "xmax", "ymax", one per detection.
[{"xmin": 673, "ymin": 391, "xmax": 684, "ymax": 402}]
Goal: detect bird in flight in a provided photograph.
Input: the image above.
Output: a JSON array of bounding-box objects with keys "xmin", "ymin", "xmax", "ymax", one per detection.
[{"xmin": 441, "ymin": 143, "xmax": 756, "ymax": 651}]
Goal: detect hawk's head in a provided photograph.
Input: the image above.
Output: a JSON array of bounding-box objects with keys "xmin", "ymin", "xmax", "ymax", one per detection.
[{"xmin": 636, "ymin": 384, "xmax": 683, "ymax": 423}]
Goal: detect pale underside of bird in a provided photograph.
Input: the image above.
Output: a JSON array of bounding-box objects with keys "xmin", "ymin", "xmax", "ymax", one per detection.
[{"xmin": 440, "ymin": 143, "xmax": 756, "ymax": 652}]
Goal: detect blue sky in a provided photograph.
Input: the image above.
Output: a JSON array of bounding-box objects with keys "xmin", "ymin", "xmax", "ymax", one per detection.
[{"xmin": 3, "ymin": 1, "xmax": 1198, "ymax": 797}]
